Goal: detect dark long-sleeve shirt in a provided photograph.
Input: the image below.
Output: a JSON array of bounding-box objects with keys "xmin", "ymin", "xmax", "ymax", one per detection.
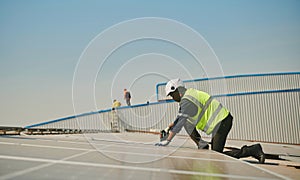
[{"xmin": 171, "ymin": 98, "xmax": 198, "ymax": 133}]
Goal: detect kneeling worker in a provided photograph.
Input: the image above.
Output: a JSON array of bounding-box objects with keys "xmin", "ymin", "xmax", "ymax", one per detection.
[{"xmin": 155, "ymin": 78, "xmax": 265, "ymax": 163}]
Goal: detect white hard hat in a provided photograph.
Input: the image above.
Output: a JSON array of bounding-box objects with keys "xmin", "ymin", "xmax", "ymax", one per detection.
[{"xmin": 165, "ymin": 78, "xmax": 184, "ymax": 96}]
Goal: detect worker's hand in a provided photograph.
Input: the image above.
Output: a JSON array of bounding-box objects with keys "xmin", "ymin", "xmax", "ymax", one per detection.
[
  {"xmin": 160, "ymin": 129, "xmax": 169, "ymax": 141},
  {"xmin": 198, "ymin": 139, "xmax": 209, "ymax": 149},
  {"xmin": 155, "ymin": 140, "xmax": 170, "ymax": 146}
]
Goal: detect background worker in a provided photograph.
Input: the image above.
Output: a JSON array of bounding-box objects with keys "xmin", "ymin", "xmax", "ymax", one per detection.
[
  {"xmin": 111, "ymin": 99, "xmax": 121, "ymax": 132},
  {"xmin": 124, "ymin": 88, "xmax": 131, "ymax": 106},
  {"xmin": 155, "ymin": 78, "xmax": 266, "ymax": 164},
  {"xmin": 112, "ymin": 99, "xmax": 121, "ymax": 110}
]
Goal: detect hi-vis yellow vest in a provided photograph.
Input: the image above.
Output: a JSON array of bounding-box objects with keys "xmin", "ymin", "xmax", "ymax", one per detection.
[{"xmin": 181, "ymin": 88, "xmax": 229, "ymax": 135}]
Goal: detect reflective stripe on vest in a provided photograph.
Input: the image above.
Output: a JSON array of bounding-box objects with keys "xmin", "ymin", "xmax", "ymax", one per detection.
[
  {"xmin": 182, "ymin": 89, "xmax": 229, "ymax": 134},
  {"xmin": 183, "ymin": 94, "xmax": 213, "ymax": 126},
  {"xmin": 203, "ymin": 103, "xmax": 223, "ymax": 132}
]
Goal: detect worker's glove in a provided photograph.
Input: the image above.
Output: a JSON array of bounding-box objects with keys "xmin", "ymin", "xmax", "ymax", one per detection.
[
  {"xmin": 160, "ymin": 127, "xmax": 170, "ymax": 141},
  {"xmin": 160, "ymin": 130, "xmax": 169, "ymax": 141},
  {"xmin": 155, "ymin": 140, "xmax": 170, "ymax": 146},
  {"xmin": 164, "ymin": 126, "xmax": 170, "ymax": 132}
]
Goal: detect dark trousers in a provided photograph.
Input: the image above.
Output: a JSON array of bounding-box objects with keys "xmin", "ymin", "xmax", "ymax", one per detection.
[
  {"xmin": 126, "ymin": 99, "xmax": 131, "ymax": 106},
  {"xmin": 185, "ymin": 114, "xmax": 263, "ymax": 160},
  {"xmin": 211, "ymin": 113, "xmax": 233, "ymax": 152},
  {"xmin": 184, "ymin": 113, "xmax": 233, "ymax": 152}
]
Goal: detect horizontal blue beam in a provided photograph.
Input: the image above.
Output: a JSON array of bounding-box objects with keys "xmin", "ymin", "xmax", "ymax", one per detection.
[
  {"xmin": 157, "ymin": 71, "xmax": 300, "ymax": 86},
  {"xmin": 24, "ymin": 99, "xmax": 175, "ymax": 128},
  {"xmin": 156, "ymin": 71, "xmax": 300, "ymax": 101},
  {"xmin": 25, "ymin": 88, "xmax": 300, "ymax": 129},
  {"xmin": 212, "ymin": 88, "xmax": 300, "ymax": 98}
]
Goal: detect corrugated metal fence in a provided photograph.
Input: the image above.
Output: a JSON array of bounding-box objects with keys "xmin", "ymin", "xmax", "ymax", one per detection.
[
  {"xmin": 156, "ymin": 72, "xmax": 300, "ymax": 100},
  {"xmin": 25, "ymin": 72, "xmax": 300, "ymax": 144}
]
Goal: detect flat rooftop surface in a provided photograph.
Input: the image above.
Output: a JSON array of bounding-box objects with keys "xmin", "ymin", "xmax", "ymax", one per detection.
[{"xmin": 0, "ymin": 133, "xmax": 299, "ymax": 180}]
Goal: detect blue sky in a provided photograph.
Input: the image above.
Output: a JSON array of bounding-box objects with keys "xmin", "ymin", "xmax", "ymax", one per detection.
[{"xmin": 1, "ymin": 0, "xmax": 299, "ymax": 126}]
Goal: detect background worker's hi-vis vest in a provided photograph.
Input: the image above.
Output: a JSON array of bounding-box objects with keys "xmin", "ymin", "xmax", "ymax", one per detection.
[{"xmin": 181, "ymin": 88, "xmax": 229, "ymax": 135}]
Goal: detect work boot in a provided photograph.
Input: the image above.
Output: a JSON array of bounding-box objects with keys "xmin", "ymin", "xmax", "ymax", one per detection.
[{"xmin": 240, "ymin": 144, "xmax": 265, "ymax": 163}]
